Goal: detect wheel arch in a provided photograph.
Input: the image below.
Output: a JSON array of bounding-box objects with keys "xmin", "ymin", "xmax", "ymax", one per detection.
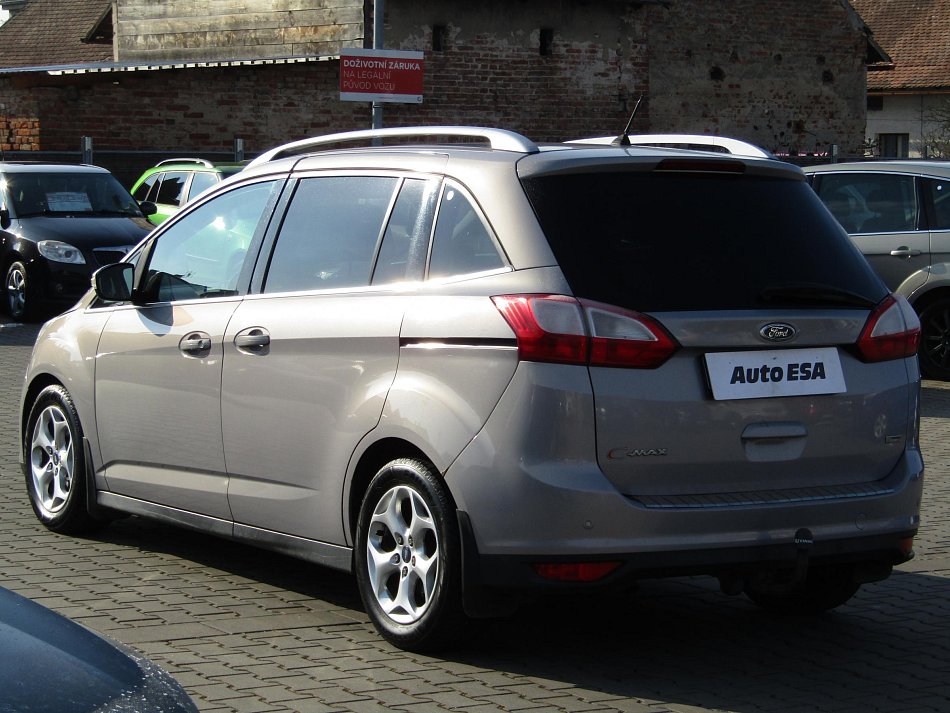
[
  {"xmin": 908, "ymin": 282, "xmax": 950, "ymax": 313},
  {"xmin": 345, "ymin": 437, "xmax": 439, "ymax": 542},
  {"xmin": 20, "ymin": 373, "xmax": 63, "ymax": 449}
]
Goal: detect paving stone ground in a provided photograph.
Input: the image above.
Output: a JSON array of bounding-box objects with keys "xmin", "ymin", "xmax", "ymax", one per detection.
[{"xmin": 1, "ymin": 320, "xmax": 948, "ymax": 713}]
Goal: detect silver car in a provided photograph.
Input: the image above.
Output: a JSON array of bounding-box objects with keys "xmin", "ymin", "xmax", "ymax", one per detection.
[
  {"xmin": 21, "ymin": 127, "xmax": 923, "ymax": 651},
  {"xmin": 805, "ymin": 160, "xmax": 950, "ymax": 380}
]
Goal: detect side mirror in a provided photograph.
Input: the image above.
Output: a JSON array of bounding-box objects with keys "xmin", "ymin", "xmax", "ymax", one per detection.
[
  {"xmin": 0, "ymin": 208, "xmax": 9, "ymax": 230},
  {"xmin": 93, "ymin": 262, "xmax": 134, "ymax": 302},
  {"xmin": 139, "ymin": 200, "xmax": 157, "ymax": 217}
]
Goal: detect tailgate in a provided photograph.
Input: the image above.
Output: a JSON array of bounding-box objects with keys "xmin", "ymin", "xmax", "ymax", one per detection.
[{"xmin": 591, "ymin": 311, "xmax": 915, "ymax": 499}]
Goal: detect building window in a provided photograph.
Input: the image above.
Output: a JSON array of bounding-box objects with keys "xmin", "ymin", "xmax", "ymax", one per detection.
[
  {"xmin": 432, "ymin": 25, "xmax": 447, "ymax": 52},
  {"xmin": 867, "ymin": 96, "xmax": 884, "ymax": 111},
  {"xmin": 540, "ymin": 28, "xmax": 554, "ymax": 56},
  {"xmin": 878, "ymin": 134, "xmax": 909, "ymax": 158}
]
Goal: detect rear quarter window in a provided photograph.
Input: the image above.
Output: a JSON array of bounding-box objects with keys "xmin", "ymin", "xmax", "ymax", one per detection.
[
  {"xmin": 428, "ymin": 182, "xmax": 504, "ymax": 278},
  {"xmin": 188, "ymin": 171, "xmax": 218, "ymax": 200},
  {"xmin": 521, "ymin": 171, "xmax": 887, "ymax": 312}
]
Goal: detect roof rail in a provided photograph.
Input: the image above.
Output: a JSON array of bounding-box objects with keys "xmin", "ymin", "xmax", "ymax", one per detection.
[
  {"xmin": 567, "ymin": 134, "xmax": 774, "ymax": 159},
  {"xmin": 246, "ymin": 126, "xmax": 539, "ymax": 168},
  {"xmin": 155, "ymin": 158, "xmax": 216, "ymax": 168}
]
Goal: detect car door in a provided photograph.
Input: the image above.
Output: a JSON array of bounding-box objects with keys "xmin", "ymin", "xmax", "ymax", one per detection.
[
  {"xmin": 94, "ymin": 179, "xmax": 281, "ymax": 518},
  {"xmin": 222, "ymin": 174, "xmax": 435, "ymax": 544},
  {"xmin": 813, "ymin": 171, "xmax": 930, "ymax": 292},
  {"xmin": 923, "ymin": 175, "xmax": 950, "ymax": 272}
]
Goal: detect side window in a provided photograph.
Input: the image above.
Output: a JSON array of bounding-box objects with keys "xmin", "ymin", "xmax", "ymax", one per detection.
[
  {"xmin": 815, "ymin": 173, "xmax": 917, "ymax": 234},
  {"xmin": 925, "ymin": 178, "xmax": 950, "ymax": 230},
  {"xmin": 372, "ymin": 178, "xmax": 438, "ymax": 285},
  {"xmin": 155, "ymin": 171, "xmax": 188, "ymax": 207},
  {"xmin": 132, "ymin": 173, "xmax": 158, "ymax": 201},
  {"xmin": 428, "ymin": 182, "xmax": 504, "ymax": 278},
  {"xmin": 142, "ymin": 180, "xmax": 278, "ymax": 302},
  {"xmin": 264, "ymin": 176, "xmax": 397, "ymax": 293},
  {"xmin": 188, "ymin": 172, "xmax": 218, "ymax": 201}
]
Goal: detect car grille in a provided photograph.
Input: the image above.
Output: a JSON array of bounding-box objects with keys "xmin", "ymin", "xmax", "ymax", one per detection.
[{"xmin": 92, "ymin": 246, "xmax": 134, "ymax": 267}]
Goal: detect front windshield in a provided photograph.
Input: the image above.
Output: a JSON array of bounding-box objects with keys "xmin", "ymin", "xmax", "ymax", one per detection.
[{"xmin": 6, "ymin": 171, "xmax": 142, "ymax": 218}]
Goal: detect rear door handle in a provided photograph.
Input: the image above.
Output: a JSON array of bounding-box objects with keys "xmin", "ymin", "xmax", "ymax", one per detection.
[
  {"xmin": 234, "ymin": 327, "xmax": 270, "ymax": 352},
  {"xmin": 889, "ymin": 247, "xmax": 922, "ymax": 258}
]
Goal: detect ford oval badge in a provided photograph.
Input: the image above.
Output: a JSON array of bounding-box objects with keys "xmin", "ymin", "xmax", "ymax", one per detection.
[{"xmin": 760, "ymin": 323, "xmax": 797, "ymax": 342}]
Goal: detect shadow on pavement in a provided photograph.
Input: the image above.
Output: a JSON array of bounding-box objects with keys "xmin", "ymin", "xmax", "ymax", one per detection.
[{"xmin": 93, "ymin": 514, "xmax": 950, "ymax": 713}]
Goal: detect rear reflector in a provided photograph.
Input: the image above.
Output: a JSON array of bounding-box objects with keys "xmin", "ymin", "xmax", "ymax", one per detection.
[
  {"xmin": 855, "ymin": 294, "xmax": 920, "ymax": 363},
  {"xmin": 533, "ymin": 562, "xmax": 621, "ymax": 582},
  {"xmin": 492, "ymin": 294, "xmax": 678, "ymax": 368}
]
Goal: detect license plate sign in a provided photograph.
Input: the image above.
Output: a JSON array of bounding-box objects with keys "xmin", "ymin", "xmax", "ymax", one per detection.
[{"xmin": 705, "ymin": 347, "xmax": 846, "ymax": 400}]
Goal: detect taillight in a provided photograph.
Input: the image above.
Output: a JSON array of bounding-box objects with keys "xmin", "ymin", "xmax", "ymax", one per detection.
[
  {"xmin": 491, "ymin": 294, "xmax": 678, "ymax": 368},
  {"xmin": 856, "ymin": 294, "xmax": 920, "ymax": 363},
  {"xmin": 584, "ymin": 301, "xmax": 679, "ymax": 368},
  {"xmin": 491, "ymin": 294, "xmax": 588, "ymax": 364}
]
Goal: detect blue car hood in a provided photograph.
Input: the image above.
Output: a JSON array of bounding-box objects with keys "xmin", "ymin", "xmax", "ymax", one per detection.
[{"xmin": 0, "ymin": 587, "xmax": 197, "ymax": 713}]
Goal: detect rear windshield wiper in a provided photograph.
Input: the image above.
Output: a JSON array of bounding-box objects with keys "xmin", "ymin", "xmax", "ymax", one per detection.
[{"xmin": 758, "ymin": 283, "xmax": 877, "ymax": 308}]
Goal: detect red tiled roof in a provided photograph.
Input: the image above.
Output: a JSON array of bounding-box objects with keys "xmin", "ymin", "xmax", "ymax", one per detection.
[
  {"xmin": 0, "ymin": 0, "xmax": 112, "ymax": 69},
  {"xmin": 851, "ymin": 0, "xmax": 950, "ymax": 92}
]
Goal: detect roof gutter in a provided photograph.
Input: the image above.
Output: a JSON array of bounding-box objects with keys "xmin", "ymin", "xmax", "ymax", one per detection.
[{"xmin": 0, "ymin": 54, "xmax": 337, "ymax": 77}]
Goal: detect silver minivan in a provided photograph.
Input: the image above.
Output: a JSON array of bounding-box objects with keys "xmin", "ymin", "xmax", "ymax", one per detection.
[
  {"xmin": 805, "ymin": 161, "xmax": 950, "ymax": 380},
  {"xmin": 21, "ymin": 127, "xmax": 923, "ymax": 651}
]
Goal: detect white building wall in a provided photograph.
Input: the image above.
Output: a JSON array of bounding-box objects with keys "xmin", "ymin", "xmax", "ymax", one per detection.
[{"xmin": 867, "ymin": 93, "xmax": 950, "ymax": 158}]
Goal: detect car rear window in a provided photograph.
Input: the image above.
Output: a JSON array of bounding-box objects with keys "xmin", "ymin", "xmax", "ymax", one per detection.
[{"xmin": 521, "ymin": 170, "xmax": 888, "ymax": 312}]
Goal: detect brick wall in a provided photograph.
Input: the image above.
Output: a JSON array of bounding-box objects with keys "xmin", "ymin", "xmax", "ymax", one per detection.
[
  {"xmin": 647, "ymin": 0, "xmax": 868, "ymax": 156},
  {"xmin": 0, "ymin": 0, "xmax": 868, "ymax": 168},
  {"xmin": 0, "ymin": 64, "xmax": 372, "ymax": 183},
  {"xmin": 380, "ymin": 0, "xmax": 649, "ymax": 140}
]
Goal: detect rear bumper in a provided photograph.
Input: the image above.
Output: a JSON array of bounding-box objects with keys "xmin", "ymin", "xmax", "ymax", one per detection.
[
  {"xmin": 457, "ymin": 511, "xmax": 915, "ymax": 618},
  {"xmin": 460, "ymin": 512, "xmax": 916, "ymax": 591},
  {"xmin": 445, "ymin": 360, "xmax": 924, "ymax": 599}
]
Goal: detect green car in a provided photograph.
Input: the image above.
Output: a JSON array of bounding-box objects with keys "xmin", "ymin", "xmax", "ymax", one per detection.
[{"xmin": 130, "ymin": 158, "xmax": 244, "ymax": 225}]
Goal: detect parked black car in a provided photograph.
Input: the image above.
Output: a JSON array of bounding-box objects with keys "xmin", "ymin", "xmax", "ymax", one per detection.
[{"xmin": 0, "ymin": 163, "xmax": 154, "ymax": 321}]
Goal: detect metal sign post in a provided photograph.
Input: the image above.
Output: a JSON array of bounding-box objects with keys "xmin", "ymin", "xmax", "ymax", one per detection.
[{"xmin": 373, "ymin": 0, "xmax": 384, "ymax": 130}]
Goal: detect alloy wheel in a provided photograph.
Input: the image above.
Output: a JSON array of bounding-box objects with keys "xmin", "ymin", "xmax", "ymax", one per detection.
[
  {"xmin": 6, "ymin": 262, "xmax": 27, "ymax": 319},
  {"xmin": 29, "ymin": 404, "xmax": 76, "ymax": 516},
  {"xmin": 365, "ymin": 484, "xmax": 441, "ymax": 625}
]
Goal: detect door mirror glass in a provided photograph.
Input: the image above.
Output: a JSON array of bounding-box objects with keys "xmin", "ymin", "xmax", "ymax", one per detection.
[{"xmin": 93, "ymin": 262, "xmax": 134, "ymax": 302}]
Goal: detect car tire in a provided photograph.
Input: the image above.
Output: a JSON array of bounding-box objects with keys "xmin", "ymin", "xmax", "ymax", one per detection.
[
  {"xmin": 743, "ymin": 565, "xmax": 860, "ymax": 614},
  {"xmin": 5, "ymin": 260, "xmax": 33, "ymax": 322},
  {"xmin": 918, "ymin": 297, "xmax": 950, "ymax": 380},
  {"xmin": 354, "ymin": 458, "xmax": 467, "ymax": 651},
  {"xmin": 24, "ymin": 385, "xmax": 102, "ymax": 534}
]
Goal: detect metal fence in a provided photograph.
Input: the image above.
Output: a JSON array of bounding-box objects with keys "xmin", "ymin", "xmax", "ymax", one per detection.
[{"xmin": 0, "ymin": 138, "xmax": 249, "ymax": 189}]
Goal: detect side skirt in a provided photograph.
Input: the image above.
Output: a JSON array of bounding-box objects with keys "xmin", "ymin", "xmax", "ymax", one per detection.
[{"xmin": 96, "ymin": 490, "xmax": 353, "ymax": 573}]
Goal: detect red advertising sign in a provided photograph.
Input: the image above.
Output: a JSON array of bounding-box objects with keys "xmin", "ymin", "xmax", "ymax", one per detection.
[{"xmin": 340, "ymin": 48, "xmax": 425, "ymax": 104}]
